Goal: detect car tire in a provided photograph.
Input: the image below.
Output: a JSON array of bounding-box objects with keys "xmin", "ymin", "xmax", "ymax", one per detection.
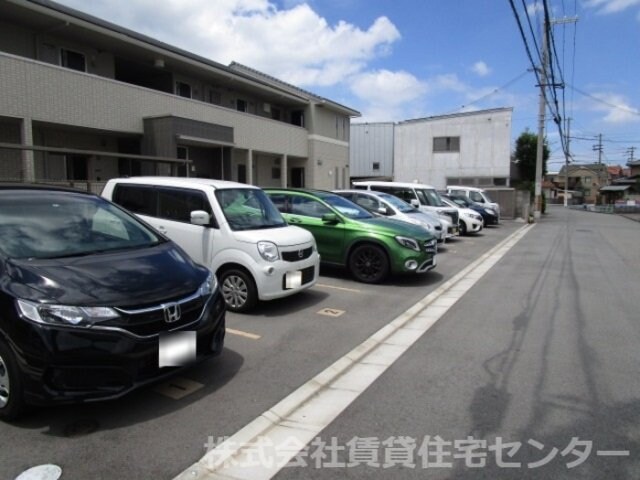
[
  {"xmin": 219, "ymin": 268, "xmax": 258, "ymax": 313},
  {"xmin": 348, "ymin": 244, "xmax": 389, "ymax": 284},
  {"xmin": 0, "ymin": 338, "xmax": 25, "ymax": 420},
  {"xmin": 460, "ymin": 221, "xmax": 467, "ymax": 236}
]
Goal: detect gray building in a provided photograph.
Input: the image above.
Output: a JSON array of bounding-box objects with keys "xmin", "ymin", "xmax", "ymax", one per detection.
[
  {"xmin": 350, "ymin": 108, "xmax": 513, "ymax": 190},
  {"xmin": 0, "ymin": 0, "xmax": 360, "ymax": 191},
  {"xmin": 349, "ymin": 122, "xmax": 394, "ymax": 179}
]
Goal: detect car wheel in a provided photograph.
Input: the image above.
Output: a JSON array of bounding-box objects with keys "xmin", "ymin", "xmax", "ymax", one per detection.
[
  {"xmin": 0, "ymin": 339, "xmax": 25, "ymax": 420},
  {"xmin": 460, "ymin": 221, "xmax": 467, "ymax": 236},
  {"xmin": 219, "ymin": 268, "xmax": 258, "ymax": 313},
  {"xmin": 348, "ymin": 244, "xmax": 389, "ymax": 284}
]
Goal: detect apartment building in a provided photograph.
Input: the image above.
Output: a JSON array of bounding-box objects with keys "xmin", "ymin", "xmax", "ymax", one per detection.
[{"xmin": 0, "ymin": 0, "xmax": 359, "ymax": 191}]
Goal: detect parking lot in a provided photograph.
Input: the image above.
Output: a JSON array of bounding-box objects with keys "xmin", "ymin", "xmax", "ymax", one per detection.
[{"xmin": 1, "ymin": 222, "xmax": 523, "ymax": 479}]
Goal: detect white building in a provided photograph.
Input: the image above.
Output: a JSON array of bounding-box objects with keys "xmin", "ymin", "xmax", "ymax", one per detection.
[
  {"xmin": 394, "ymin": 108, "xmax": 513, "ymax": 190},
  {"xmin": 350, "ymin": 108, "xmax": 513, "ymax": 190}
]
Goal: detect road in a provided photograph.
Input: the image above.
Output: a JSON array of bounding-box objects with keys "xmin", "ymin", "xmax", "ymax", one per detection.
[{"xmin": 2, "ymin": 208, "xmax": 639, "ymax": 479}]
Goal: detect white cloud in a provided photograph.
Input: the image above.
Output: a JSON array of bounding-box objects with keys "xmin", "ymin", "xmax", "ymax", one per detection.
[
  {"xmin": 56, "ymin": 0, "xmax": 400, "ymax": 89},
  {"xmin": 583, "ymin": 0, "xmax": 640, "ymax": 13},
  {"xmin": 471, "ymin": 61, "xmax": 491, "ymax": 77},
  {"xmin": 587, "ymin": 92, "xmax": 640, "ymax": 124},
  {"xmin": 527, "ymin": 2, "xmax": 544, "ymax": 16}
]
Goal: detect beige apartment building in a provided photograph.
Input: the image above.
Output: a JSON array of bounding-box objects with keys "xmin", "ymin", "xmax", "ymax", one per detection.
[{"xmin": 0, "ymin": 0, "xmax": 359, "ymax": 192}]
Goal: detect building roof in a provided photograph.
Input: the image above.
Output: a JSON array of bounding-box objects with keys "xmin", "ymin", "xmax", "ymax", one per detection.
[
  {"xmin": 628, "ymin": 160, "xmax": 640, "ymax": 167},
  {"xmin": 557, "ymin": 163, "xmax": 609, "ymax": 176},
  {"xmin": 229, "ymin": 63, "xmax": 360, "ymax": 117},
  {"xmin": 397, "ymin": 107, "xmax": 513, "ymax": 125}
]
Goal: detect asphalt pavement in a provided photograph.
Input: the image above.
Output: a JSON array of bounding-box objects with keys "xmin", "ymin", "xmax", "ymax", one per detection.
[{"xmin": 4, "ymin": 209, "xmax": 638, "ymax": 479}]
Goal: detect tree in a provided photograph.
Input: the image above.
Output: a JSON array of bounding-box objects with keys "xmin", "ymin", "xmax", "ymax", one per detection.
[{"xmin": 514, "ymin": 130, "xmax": 550, "ymax": 182}]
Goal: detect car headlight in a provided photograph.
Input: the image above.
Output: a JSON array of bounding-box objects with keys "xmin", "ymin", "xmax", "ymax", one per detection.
[
  {"xmin": 485, "ymin": 208, "xmax": 496, "ymax": 215},
  {"xmin": 257, "ymin": 241, "xmax": 279, "ymax": 262},
  {"xmin": 17, "ymin": 299, "xmax": 119, "ymax": 326},
  {"xmin": 199, "ymin": 271, "xmax": 218, "ymax": 297},
  {"xmin": 395, "ymin": 236, "xmax": 421, "ymax": 252}
]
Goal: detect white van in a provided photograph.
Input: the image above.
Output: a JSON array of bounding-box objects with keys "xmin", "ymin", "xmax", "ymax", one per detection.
[
  {"xmin": 102, "ymin": 177, "xmax": 319, "ymax": 312},
  {"xmin": 352, "ymin": 181, "xmax": 460, "ymax": 237},
  {"xmin": 446, "ymin": 185, "xmax": 500, "ymax": 217}
]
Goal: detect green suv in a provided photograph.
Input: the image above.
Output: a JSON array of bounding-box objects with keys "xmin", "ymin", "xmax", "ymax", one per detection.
[{"xmin": 264, "ymin": 189, "xmax": 437, "ymax": 283}]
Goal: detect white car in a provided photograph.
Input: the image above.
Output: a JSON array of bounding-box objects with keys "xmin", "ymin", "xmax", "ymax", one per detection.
[
  {"xmin": 102, "ymin": 177, "xmax": 319, "ymax": 312},
  {"xmin": 352, "ymin": 181, "xmax": 460, "ymax": 237},
  {"xmin": 446, "ymin": 185, "xmax": 500, "ymax": 219},
  {"xmin": 334, "ymin": 189, "xmax": 450, "ymax": 243},
  {"xmin": 441, "ymin": 197, "xmax": 484, "ymax": 235}
]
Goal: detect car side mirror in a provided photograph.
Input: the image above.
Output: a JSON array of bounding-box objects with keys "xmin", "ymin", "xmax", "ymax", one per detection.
[
  {"xmin": 321, "ymin": 213, "xmax": 340, "ymax": 224},
  {"xmin": 410, "ymin": 199, "xmax": 420, "ymax": 208},
  {"xmin": 377, "ymin": 206, "xmax": 388, "ymax": 215},
  {"xmin": 190, "ymin": 210, "xmax": 211, "ymax": 226}
]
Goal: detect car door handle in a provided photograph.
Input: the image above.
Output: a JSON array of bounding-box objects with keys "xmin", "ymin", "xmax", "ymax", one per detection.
[
  {"xmin": 157, "ymin": 226, "xmax": 168, "ymax": 233},
  {"xmin": 288, "ymin": 217, "xmax": 302, "ymax": 224}
]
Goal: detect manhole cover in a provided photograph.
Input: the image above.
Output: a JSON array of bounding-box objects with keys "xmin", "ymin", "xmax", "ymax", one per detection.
[
  {"xmin": 63, "ymin": 418, "xmax": 99, "ymax": 437},
  {"xmin": 16, "ymin": 464, "xmax": 62, "ymax": 480}
]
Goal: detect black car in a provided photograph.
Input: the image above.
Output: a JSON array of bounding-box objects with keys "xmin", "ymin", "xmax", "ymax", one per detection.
[
  {"xmin": 0, "ymin": 185, "xmax": 225, "ymax": 419},
  {"xmin": 443, "ymin": 193, "xmax": 500, "ymax": 226}
]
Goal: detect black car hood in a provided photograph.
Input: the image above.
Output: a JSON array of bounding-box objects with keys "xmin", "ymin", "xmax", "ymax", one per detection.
[{"xmin": 2, "ymin": 242, "xmax": 206, "ymax": 307}]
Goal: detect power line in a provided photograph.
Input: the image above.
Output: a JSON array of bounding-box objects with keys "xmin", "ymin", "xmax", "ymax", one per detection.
[{"xmin": 566, "ymin": 83, "xmax": 640, "ymax": 116}]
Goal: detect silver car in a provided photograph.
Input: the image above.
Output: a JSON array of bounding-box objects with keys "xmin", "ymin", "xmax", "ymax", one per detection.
[{"xmin": 334, "ymin": 190, "xmax": 451, "ymax": 243}]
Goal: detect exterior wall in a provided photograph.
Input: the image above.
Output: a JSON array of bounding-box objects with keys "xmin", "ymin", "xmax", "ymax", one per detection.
[
  {"xmin": 349, "ymin": 123, "xmax": 394, "ymax": 178},
  {"xmin": 311, "ymin": 105, "xmax": 350, "ymax": 143},
  {"xmin": 393, "ymin": 109, "xmax": 512, "ymax": 190},
  {"xmin": 0, "ymin": 53, "xmax": 309, "ymax": 158},
  {"xmin": 308, "ymin": 137, "xmax": 350, "ymax": 190}
]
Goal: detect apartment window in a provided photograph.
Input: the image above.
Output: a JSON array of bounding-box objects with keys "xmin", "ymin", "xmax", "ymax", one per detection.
[
  {"xmin": 291, "ymin": 110, "xmax": 304, "ymax": 127},
  {"xmin": 236, "ymin": 99, "xmax": 247, "ymax": 112},
  {"xmin": 60, "ymin": 48, "xmax": 86, "ymax": 72},
  {"xmin": 583, "ymin": 176, "xmax": 592, "ymax": 186},
  {"xmin": 176, "ymin": 82, "xmax": 192, "ymax": 98},
  {"xmin": 372, "ymin": 162, "xmax": 380, "ymax": 171},
  {"xmin": 271, "ymin": 107, "xmax": 281, "ymax": 121},
  {"xmin": 433, "ymin": 136, "xmax": 460, "ymax": 152},
  {"xmin": 583, "ymin": 189, "xmax": 591, "ymax": 197}
]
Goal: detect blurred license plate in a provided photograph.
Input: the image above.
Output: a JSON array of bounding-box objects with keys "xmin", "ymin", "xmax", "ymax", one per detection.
[
  {"xmin": 285, "ymin": 271, "xmax": 302, "ymax": 289},
  {"xmin": 159, "ymin": 331, "xmax": 196, "ymax": 368}
]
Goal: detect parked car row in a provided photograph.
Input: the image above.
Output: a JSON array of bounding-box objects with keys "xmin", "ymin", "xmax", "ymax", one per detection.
[{"xmin": 0, "ymin": 178, "xmax": 500, "ymax": 419}]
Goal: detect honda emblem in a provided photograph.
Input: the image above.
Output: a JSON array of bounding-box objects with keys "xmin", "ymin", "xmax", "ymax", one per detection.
[{"xmin": 163, "ymin": 302, "xmax": 181, "ymax": 323}]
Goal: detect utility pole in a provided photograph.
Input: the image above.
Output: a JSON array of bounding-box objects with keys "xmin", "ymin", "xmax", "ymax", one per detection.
[
  {"xmin": 564, "ymin": 117, "xmax": 571, "ymax": 207},
  {"xmin": 534, "ymin": 14, "xmax": 578, "ymax": 217},
  {"xmin": 627, "ymin": 146, "xmax": 636, "ymax": 162},
  {"xmin": 592, "ymin": 134, "xmax": 603, "ymax": 164},
  {"xmin": 533, "ymin": 19, "xmax": 547, "ymax": 221}
]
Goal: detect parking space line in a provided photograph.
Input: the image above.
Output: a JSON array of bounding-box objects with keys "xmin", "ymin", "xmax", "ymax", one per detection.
[
  {"xmin": 226, "ymin": 328, "xmax": 261, "ymax": 340},
  {"xmin": 315, "ymin": 283, "xmax": 362, "ymax": 293},
  {"xmin": 174, "ymin": 224, "xmax": 533, "ymax": 480}
]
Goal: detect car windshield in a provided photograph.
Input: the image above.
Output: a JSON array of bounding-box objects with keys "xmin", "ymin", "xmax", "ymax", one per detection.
[
  {"xmin": 216, "ymin": 188, "xmax": 287, "ymax": 231},
  {"xmin": 0, "ymin": 190, "xmax": 162, "ymax": 260},
  {"xmin": 450, "ymin": 196, "xmax": 471, "ymax": 207},
  {"xmin": 483, "ymin": 192, "xmax": 494, "ymax": 203},
  {"xmin": 321, "ymin": 194, "xmax": 373, "ymax": 219},
  {"xmin": 377, "ymin": 193, "xmax": 415, "ymax": 213},
  {"xmin": 416, "ymin": 188, "xmax": 445, "ymax": 207}
]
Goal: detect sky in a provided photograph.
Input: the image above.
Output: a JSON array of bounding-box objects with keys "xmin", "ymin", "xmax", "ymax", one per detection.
[{"xmin": 55, "ymin": 0, "xmax": 640, "ymax": 171}]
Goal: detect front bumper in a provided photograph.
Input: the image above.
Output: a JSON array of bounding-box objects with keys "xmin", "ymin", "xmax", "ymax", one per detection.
[
  {"xmin": 256, "ymin": 252, "xmax": 320, "ymax": 301},
  {"xmin": 8, "ymin": 290, "xmax": 226, "ymax": 406}
]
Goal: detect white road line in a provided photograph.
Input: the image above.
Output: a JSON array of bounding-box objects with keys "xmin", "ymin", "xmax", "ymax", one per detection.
[
  {"xmin": 226, "ymin": 328, "xmax": 261, "ymax": 340},
  {"xmin": 174, "ymin": 224, "xmax": 533, "ymax": 480},
  {"xmin": 315, "ymin": 283, "xmax": 363, "ymax": 293}
]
